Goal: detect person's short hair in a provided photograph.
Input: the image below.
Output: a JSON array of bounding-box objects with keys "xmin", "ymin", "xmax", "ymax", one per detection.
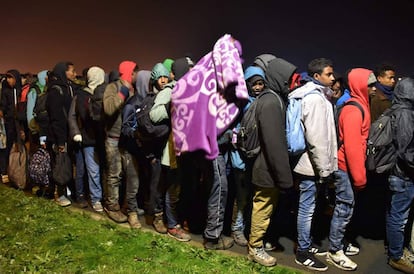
[
  {"xmin": 374, "ymin": 63, "xmax": 395, "ymax": 77},
  {"xmin": 307, "ymin": 58, "xmax": 333, "ymax": 77}
]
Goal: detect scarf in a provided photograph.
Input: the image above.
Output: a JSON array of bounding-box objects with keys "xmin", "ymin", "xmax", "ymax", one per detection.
[{"xmin": 376, "ymin": 82, "xmax": 394, "ymax": 100}]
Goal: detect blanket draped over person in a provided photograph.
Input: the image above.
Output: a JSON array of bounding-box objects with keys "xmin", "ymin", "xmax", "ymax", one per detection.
[{"xmin": 171, "ymin": 34, "xmax": 248, "ymax": 159}]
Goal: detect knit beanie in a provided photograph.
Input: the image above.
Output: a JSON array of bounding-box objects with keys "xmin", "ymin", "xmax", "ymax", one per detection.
[
  {"xmin": 162, "ymin": 58, "xmax": 174, "ymax": 73},
  {"xmin": 151, "ymin": 63, "xmax": 170, "ymax": 82}
]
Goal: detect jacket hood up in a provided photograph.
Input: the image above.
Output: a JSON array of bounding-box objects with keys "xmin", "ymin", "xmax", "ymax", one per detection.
[
  {"xmin": 6, "ymin": 69, "xmax": 22, "ymax": 90},
  {"xmin": 37, "ymin": 70, "xmax": 48, "ymax": 87},
  {"xmin": 253, "ymin": 54, "xmax": 277, "ymax": 72},
  {"xmin": 347, "ymin": 68, "xmax": 372, "ymax": 108},
  {"xmin": 393, "ymin": 77, "xmax": 414, "ymax": 109},
  {"xmin": 85, "ymin": 66, "xmax": 105, "ymax": 94},
  {"xmin": 51, "ymin": 62, "xmax": 69, "ymax": 85},
  {"xmin": 265, "ymin": 58, "xmax": 297, "ymax": 98},
  {"xmin": 135, "ymin": 70, "xmax": 151, "ymax": 99},
  {"xmin": 119, "ymin": 61, "xmax": 137, "ymax": 84}
]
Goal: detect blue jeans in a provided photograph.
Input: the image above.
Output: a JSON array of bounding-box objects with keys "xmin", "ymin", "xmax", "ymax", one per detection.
[
  {"xmin": 387, "ymin": 175, "xmax": 414, "ymax": 260},
  {"xmin": 204, "ymin": 154, "xmax": 228, "ymax": 240},
  {"xmin": 297, "ymin": 178, "xmax": 317, "ymax": 252},
  {"xmin": 231, "ymin": 168, "xmax": 252, "ymax": 233},
  {"xmin": 104, "ymin": 137, "xmax": 123, "ymax": 211},
  {"xmin": 75, "ymin": 146, "xmax": 102, "ymax": 204},
  {"xmin": 329, "ymin": 170, "xmax": 354, "ymax": 252},
  {"xmin": 164, "ymin": 167, "xmax": 181, "ymax": 228}
]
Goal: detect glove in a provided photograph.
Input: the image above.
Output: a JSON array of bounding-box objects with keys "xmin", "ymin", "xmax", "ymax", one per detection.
[
  {"xmin": 73, "ymin": 134, "xmax": 82, "ymax": 143},
  {"xmin": 118, "ymin": 85, "xmax": 130, "ymax": 100}
]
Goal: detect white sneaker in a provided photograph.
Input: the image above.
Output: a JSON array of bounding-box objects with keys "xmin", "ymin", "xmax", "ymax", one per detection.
[
  {"xmin": 92, "ymin": 201, "xmax": 103, "ymax": 212},
  {"xmin": 55, "ymin": 195, "xmax": 71, "ymax": 207},
  {"xmin": 247, "ymin": 246, "xmax": 277, "ymax": 267},
  {"xmin": 344, "ymin": 243, "xmax": 360, "ymax": 256},
  {"xmin": 326, "ymin": 250, "xmax": 357, "ymax": 271}
]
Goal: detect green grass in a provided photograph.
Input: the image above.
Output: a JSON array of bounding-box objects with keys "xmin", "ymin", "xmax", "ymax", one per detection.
[{"xmin": 0, "ymin": 184, "xmax": 302, "ymax": 273}]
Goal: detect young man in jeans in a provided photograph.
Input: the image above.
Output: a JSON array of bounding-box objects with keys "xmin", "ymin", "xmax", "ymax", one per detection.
[
  {"xmin": 327, "ymin": 68, "xmax": 376, "ymax": 271},
  {"xmin": 292, "ymin": 58, "xmax": 337, "ymax": 272}
]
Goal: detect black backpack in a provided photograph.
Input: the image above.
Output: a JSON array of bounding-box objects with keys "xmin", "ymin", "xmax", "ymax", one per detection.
[
  {"xmin": 237, "ymin": 90, "xmax": 282, "ymax": 159},
  {"xmin": 135, "ymin": 93, "xmax": 170, "ymax": 143},
  {"xmin": 88, "ymin": 83, "xmax": 108, "ymax": 121},
  {"xmin": 366, "ymin": 108, "xmax": 397, "ymax": 173},
  {"xmin": 335, "ymin": 100, "xmax": 365, "ymax": 148}
]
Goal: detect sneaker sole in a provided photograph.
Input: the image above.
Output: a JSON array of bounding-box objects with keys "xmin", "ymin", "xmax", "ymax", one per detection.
[
  {"xmin": 326, "ymin": 257, "xmax": 357, "ymax": 271},
  {"xmin": 247, "ymin": 254, "xmax": 277, "ymax": 267},
  {"xmin": 295, "ymin": 259, "xmax": 328, "ymax": 272},
  {"xmin": 167, "ymin": 232, "xmax": 191, "ymax": 242},
  {"xmin": 344, "ymin": 251, "xmax": 359, "ymax": 256}
]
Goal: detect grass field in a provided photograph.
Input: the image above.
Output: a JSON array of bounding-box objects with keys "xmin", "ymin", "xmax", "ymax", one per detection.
[{"xmin": 0, "ymin": 184, "xmax": 302, "ymax": 273}]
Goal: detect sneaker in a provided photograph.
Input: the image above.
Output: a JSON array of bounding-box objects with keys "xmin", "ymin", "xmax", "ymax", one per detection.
[
  {"xmin": 137, "ymin": 208, "xmax": 145, "ymax": 216},
  {"xmin": 168, "ymin": 225, "xmax": 191, "ymax": 242},
  {"xmin": 247, "ymin": 246, "xmax": 277, "ymax": 267},
  {"xmin": 326, "ymin": 250, "xmax": 357, "ymax": 271},
  {"xmin": 104, "ymin": 207, "xmax": 127, "ymax": 223},
  {"xmin": 295, "ymin": 250, "xmax": 328, "ymax": 272},
  {"xmin": 204, "ymin": 236, "xmax": 234, "ymax": 250},
  {"xmin": 128, "ymin": 212, "xmax": 142, "ymax": 229},
  {"xmin": 309, "ymin": 245, "xmax": 327, "ymax": 256},
  {"xmin": 153, "ymin": 213, "xmax": 167, "ymax": 234},
  {"xmin": 264, "ymin": 241, "xmax": 285, "ymax": 252},
  {"xmin": 344, "ymin": 243, "xmax": 360, "ymax": 256},
  {"xmin": 77, "ymin": 195, "xmax": 88, "ymax": 208},
  {"xmin": 1, "ymin": 174, "xmax": 9, "ymax": 184},
  {"xmin": 232, "ymin": 231, "xmax": 248, "ymax": 246},
  {"xmin": 92, "ymin": 201, "xmax": 103, "ymax": 212},
  {"xmin": 55, "ymin": 195, "xmax": 71, "ymax": 207},
  {"xmin": 389, "ymin": 256, "xmax": 414, "ymax": 274}
]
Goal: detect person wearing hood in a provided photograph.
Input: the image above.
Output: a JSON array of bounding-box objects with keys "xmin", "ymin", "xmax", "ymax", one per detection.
[
  {"xmin": 228, "ymin": 65, "xmax": 265, "ymax": 248},
  {"xmin": 135, "ymin": 70, "xmax": 151, "ymax": 100},
  {"xmin": 385, "ymin": 78, "xmax": 414, "ymax": 273},
  {"xmin": 103, "ymin": 60, "xmax": 138, "ymax": 223},
  {"xmin": 370, "ymin": 63, "xmax": 396, "ymax": 122},
  {"xmin": 0, "ymin": 69, "xmax": 22, "ymax": 181},
  {"xmin": 148, "ymin": 59, "xmax": 193, "ymax": 241},
  {"xmin": 46, "ymin": 61, "xmax": 77, "ymax": 207},
  {"xmin": 246, "ymin": 58, "xmax": 295, "ymax": 267},
  {"xmin": 325, "ymin": 68, "xmax": 375, "ymax": 271},
  {"xmin": 68, "ymin": 66, "xmax": 105, "ymax": 213},
  {"xmin": 292, "ymin": 58, "xmax": 336, "ymax": 272},
  {"xmin": 27, "ymin": 70, "xmax": 48, "ymax": 150}
]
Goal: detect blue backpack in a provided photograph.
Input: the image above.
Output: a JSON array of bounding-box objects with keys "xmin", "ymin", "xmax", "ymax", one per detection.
[{"xmin": 286, "ymin": 91, "xmax": 322, "ymax": 156}]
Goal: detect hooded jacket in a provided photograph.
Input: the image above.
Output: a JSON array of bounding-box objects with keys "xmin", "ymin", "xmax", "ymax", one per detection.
[
  {"xmin": 103, "ymin": 61, "xmax": 136, "ymax": 138},
  {"xmin": 291, "ymin": 81, "xmax": 338, "ymax": 178},
  {"xmin": 338, "ymin": 68, "xmax": 372, "ymax": 189},
  {"xmin": 27, "ymin": 70, "xmax": 48, "ymax": 134},
  {"xmin": 135, "ymin": 70, "xmax": 151, "ymax": 100},
  {"xmin": 68, "ymin": 66, "xmax": 105, "ymax": 146},
  {"xmin": 0, "ymin": 69, "xmax": 22, "ymax": 143},
  {"xmin": 252, "ymin": 58, "xmax": 296, "ymax": 189},
  {"xmin": 46, "ymin": 62, "xmax": 74, "ymax": 146},
  {"xmin": 391, "ymin": 78, "xmax": 414, "ymax": 179}
]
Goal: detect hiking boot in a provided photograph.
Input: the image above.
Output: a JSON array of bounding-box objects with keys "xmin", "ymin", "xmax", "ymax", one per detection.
[
  {"xmin": 104, "ymin": 207, "xmax": 127, "ymax": 223},
  {"xmin": 295, "ymin": 250, "xmax": 328, "ymax": 272},
  {"xmin": 204, "ymin": 236, "xmax": 234, "ymax": 250},
  {"xmin": 404, "ymin": 248, "xmax": 414, "ymax": 263},
  {"xmin": 389, "ymin": 256, "xmax": 414, "ymax": 274},
  {"xmin": 128, "ymin": 212, "xmax": 142, "ymax": 229},
  {"xmin": 167, "ymin": 225, "xmax": 191, "ymax": 242},
  {"xmin": 232, "ymin": 231, "xmax": 248, "ymax": 246},
  {"xmin": 92, "ymin": 201, "xmax": 103, "ymax": 212},
  {"xmin": 77, "ymin": 195, "xmax": 88, "ymax": 208},
  {"xmin": 55, "ymin": 195, "xmax": 71, "ymax": 207},
  {"xmin": 309, "ymin": 245, "xmax": 328, "ymax": 256},
  {"xmin": 344, "ymin": 243, "xmax": 360, "ymax": 256},
  {"xmin": 152, "ymin": 213, "xmax": 167, "ymax": 234},
  {"xmin": 326, "ymin": 250, "xmax": 357, "ymax": 271},
  {"xmin": 247, "ymin": 246, "xmax": 277, "ymax": 267}
]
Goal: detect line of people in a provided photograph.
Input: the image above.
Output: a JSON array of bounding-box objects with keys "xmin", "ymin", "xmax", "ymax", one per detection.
[{"xmin": 1, "ymin": 34, "xmax": 413, "ymax": 273}]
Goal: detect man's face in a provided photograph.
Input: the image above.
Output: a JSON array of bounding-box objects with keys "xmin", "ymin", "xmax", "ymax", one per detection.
[
  {"xmin": 156, "ymin": 76, "xmax": 169, "ymax": 90},
  {"xmin": 65, "ymin": 65, "xmax": 77, "ymax": 82},
  {"xmin": 377, "ymin": 70, "xmax": 396, "ymax": 88},
  {"xmin": 6, "ymin": 75, "xmax": 16, "ymax": 87},
  {"xmin": 331, "ymin": 81, "xmax": 342, "ymax": 99},
  {"xmin": 314, "ymin": 66, "xmax": 335, "ymax": 87},
  {"xmin": 368, "ymin": 83, "xmax": 377, "ymax": 98},
  {"xmin": 251, "ymin": 79, "xmax": 265, "ymax": 96}
]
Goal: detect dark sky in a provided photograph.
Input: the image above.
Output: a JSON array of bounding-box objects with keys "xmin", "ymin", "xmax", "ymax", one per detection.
[{"xmin": 1, "ymin": 0, "xmax": 413, "ymax": 77}]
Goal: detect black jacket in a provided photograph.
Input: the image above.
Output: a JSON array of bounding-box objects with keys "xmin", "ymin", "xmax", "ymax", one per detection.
[{"xmin": 391, "ymin": 78, "xmax": 414, "ymax": 179}]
